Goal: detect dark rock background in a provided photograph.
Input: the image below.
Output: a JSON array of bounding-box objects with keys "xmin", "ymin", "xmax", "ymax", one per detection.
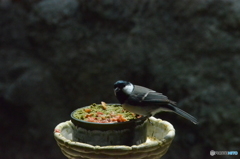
[{"xmin": 1, "ymin": 0, "xmax": 240, "ymax": 159}]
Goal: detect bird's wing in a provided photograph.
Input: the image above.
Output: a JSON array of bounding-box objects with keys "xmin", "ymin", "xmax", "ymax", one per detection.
[
  {"xmin": 130, "ymin": 85, "xmax": 174, "ymax": 105},
  {"xmin": 127, "ymin": 85, "xmax": 197, "ymax": 124},
  {"xmin": 141, "ymin": 91, "xmax": 172, "ymax": 104}
]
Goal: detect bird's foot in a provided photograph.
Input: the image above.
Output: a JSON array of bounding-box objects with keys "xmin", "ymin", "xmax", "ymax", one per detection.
[{"xmin": 147, "ymin": 114, "xmax": 154, "ymax": 125}]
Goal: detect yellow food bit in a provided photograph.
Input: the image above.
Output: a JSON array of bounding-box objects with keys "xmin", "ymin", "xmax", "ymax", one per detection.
[{"xmin": 101, "ymin": 101, "xmax": 107, "ymax": 110}]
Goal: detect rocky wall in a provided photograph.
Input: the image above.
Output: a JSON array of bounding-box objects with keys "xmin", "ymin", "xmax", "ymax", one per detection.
[{"xmin": 1, "ymin": 0, "xmax": 240, "ymax": 158}]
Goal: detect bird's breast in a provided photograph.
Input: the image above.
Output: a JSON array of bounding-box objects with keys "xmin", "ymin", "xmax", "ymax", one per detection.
[{"xmin": 122, "ymin": 103, "xmax": 155, "ymax": 116}]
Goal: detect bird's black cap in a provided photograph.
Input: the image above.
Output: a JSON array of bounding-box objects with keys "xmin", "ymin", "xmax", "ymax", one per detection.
[{"xmin": 114, "ymin": 80, "xmax": 130, "ymax": 89}]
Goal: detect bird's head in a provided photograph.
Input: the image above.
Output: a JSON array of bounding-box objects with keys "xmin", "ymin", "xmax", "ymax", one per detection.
[{"xmin": 114, "ymin": 80, "xmax": 134, "ymax": 103}]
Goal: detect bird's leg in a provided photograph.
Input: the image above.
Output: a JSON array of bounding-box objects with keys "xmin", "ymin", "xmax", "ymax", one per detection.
[{"xmin": 146, "ymin": 113, "xmax": 154, "ymax": 125}]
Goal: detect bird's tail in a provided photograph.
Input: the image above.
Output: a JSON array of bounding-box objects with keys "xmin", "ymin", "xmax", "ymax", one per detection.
[{"xmin": 170, "ymin": 104, "xmax": 198, "ymax": 124}]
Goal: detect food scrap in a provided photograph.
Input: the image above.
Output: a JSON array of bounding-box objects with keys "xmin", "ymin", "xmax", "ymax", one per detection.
[{"xmin": 73, "ymin": 102, "xmax": 142, "ymax": 123}]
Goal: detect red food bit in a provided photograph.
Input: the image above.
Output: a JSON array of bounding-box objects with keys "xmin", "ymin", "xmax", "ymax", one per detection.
[
  {"xmin": 87, "ymin": 117, "xmax": 96, "ymax": 122},
  {"xmin": 54, "ymin": 129, "xmax": 61, "ymax": 133},
  {"xmin": 111, "ymin": 117, "xmax": 118, "ymax": 122},
  {"xmin": 84, "ymin": 108, "xmax": 91, "ymax": 113},
  {"xmin": 85, "ymin": 114, "xmax": 93, "ymax": 118},
  {"xmin": 117, "ymin": 114, "xmax": 127, "ymax": 122},
  {"xmin": 100, "ymin": 120, "xmax": 108, "ymax": 123}
]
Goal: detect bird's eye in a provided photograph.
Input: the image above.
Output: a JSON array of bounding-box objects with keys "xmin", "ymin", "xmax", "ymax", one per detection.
[{"xmin": 114, "ymin": 87, "xmax": 120, "ymax": 92}]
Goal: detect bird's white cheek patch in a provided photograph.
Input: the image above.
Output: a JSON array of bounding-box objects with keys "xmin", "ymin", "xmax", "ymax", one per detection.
[{"xmin": 123, "ymin": 84, "xmax": 134, "ymax": 94}]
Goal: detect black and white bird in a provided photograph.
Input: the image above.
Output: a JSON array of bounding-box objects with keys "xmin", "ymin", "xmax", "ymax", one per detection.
[{"xmin": 114, "ymin": 80, "xmax": 197, "ymax": 124}]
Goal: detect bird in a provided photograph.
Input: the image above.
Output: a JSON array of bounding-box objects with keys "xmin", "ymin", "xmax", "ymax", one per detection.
[{"xmin": 114, "ymin": 80, "xmax": 198, "ymax": 124}]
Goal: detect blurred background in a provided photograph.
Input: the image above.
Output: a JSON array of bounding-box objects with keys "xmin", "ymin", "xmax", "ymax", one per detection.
[{"xmin": 0, "ymin": 0, "xmax": 240, "ymax": 159}]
